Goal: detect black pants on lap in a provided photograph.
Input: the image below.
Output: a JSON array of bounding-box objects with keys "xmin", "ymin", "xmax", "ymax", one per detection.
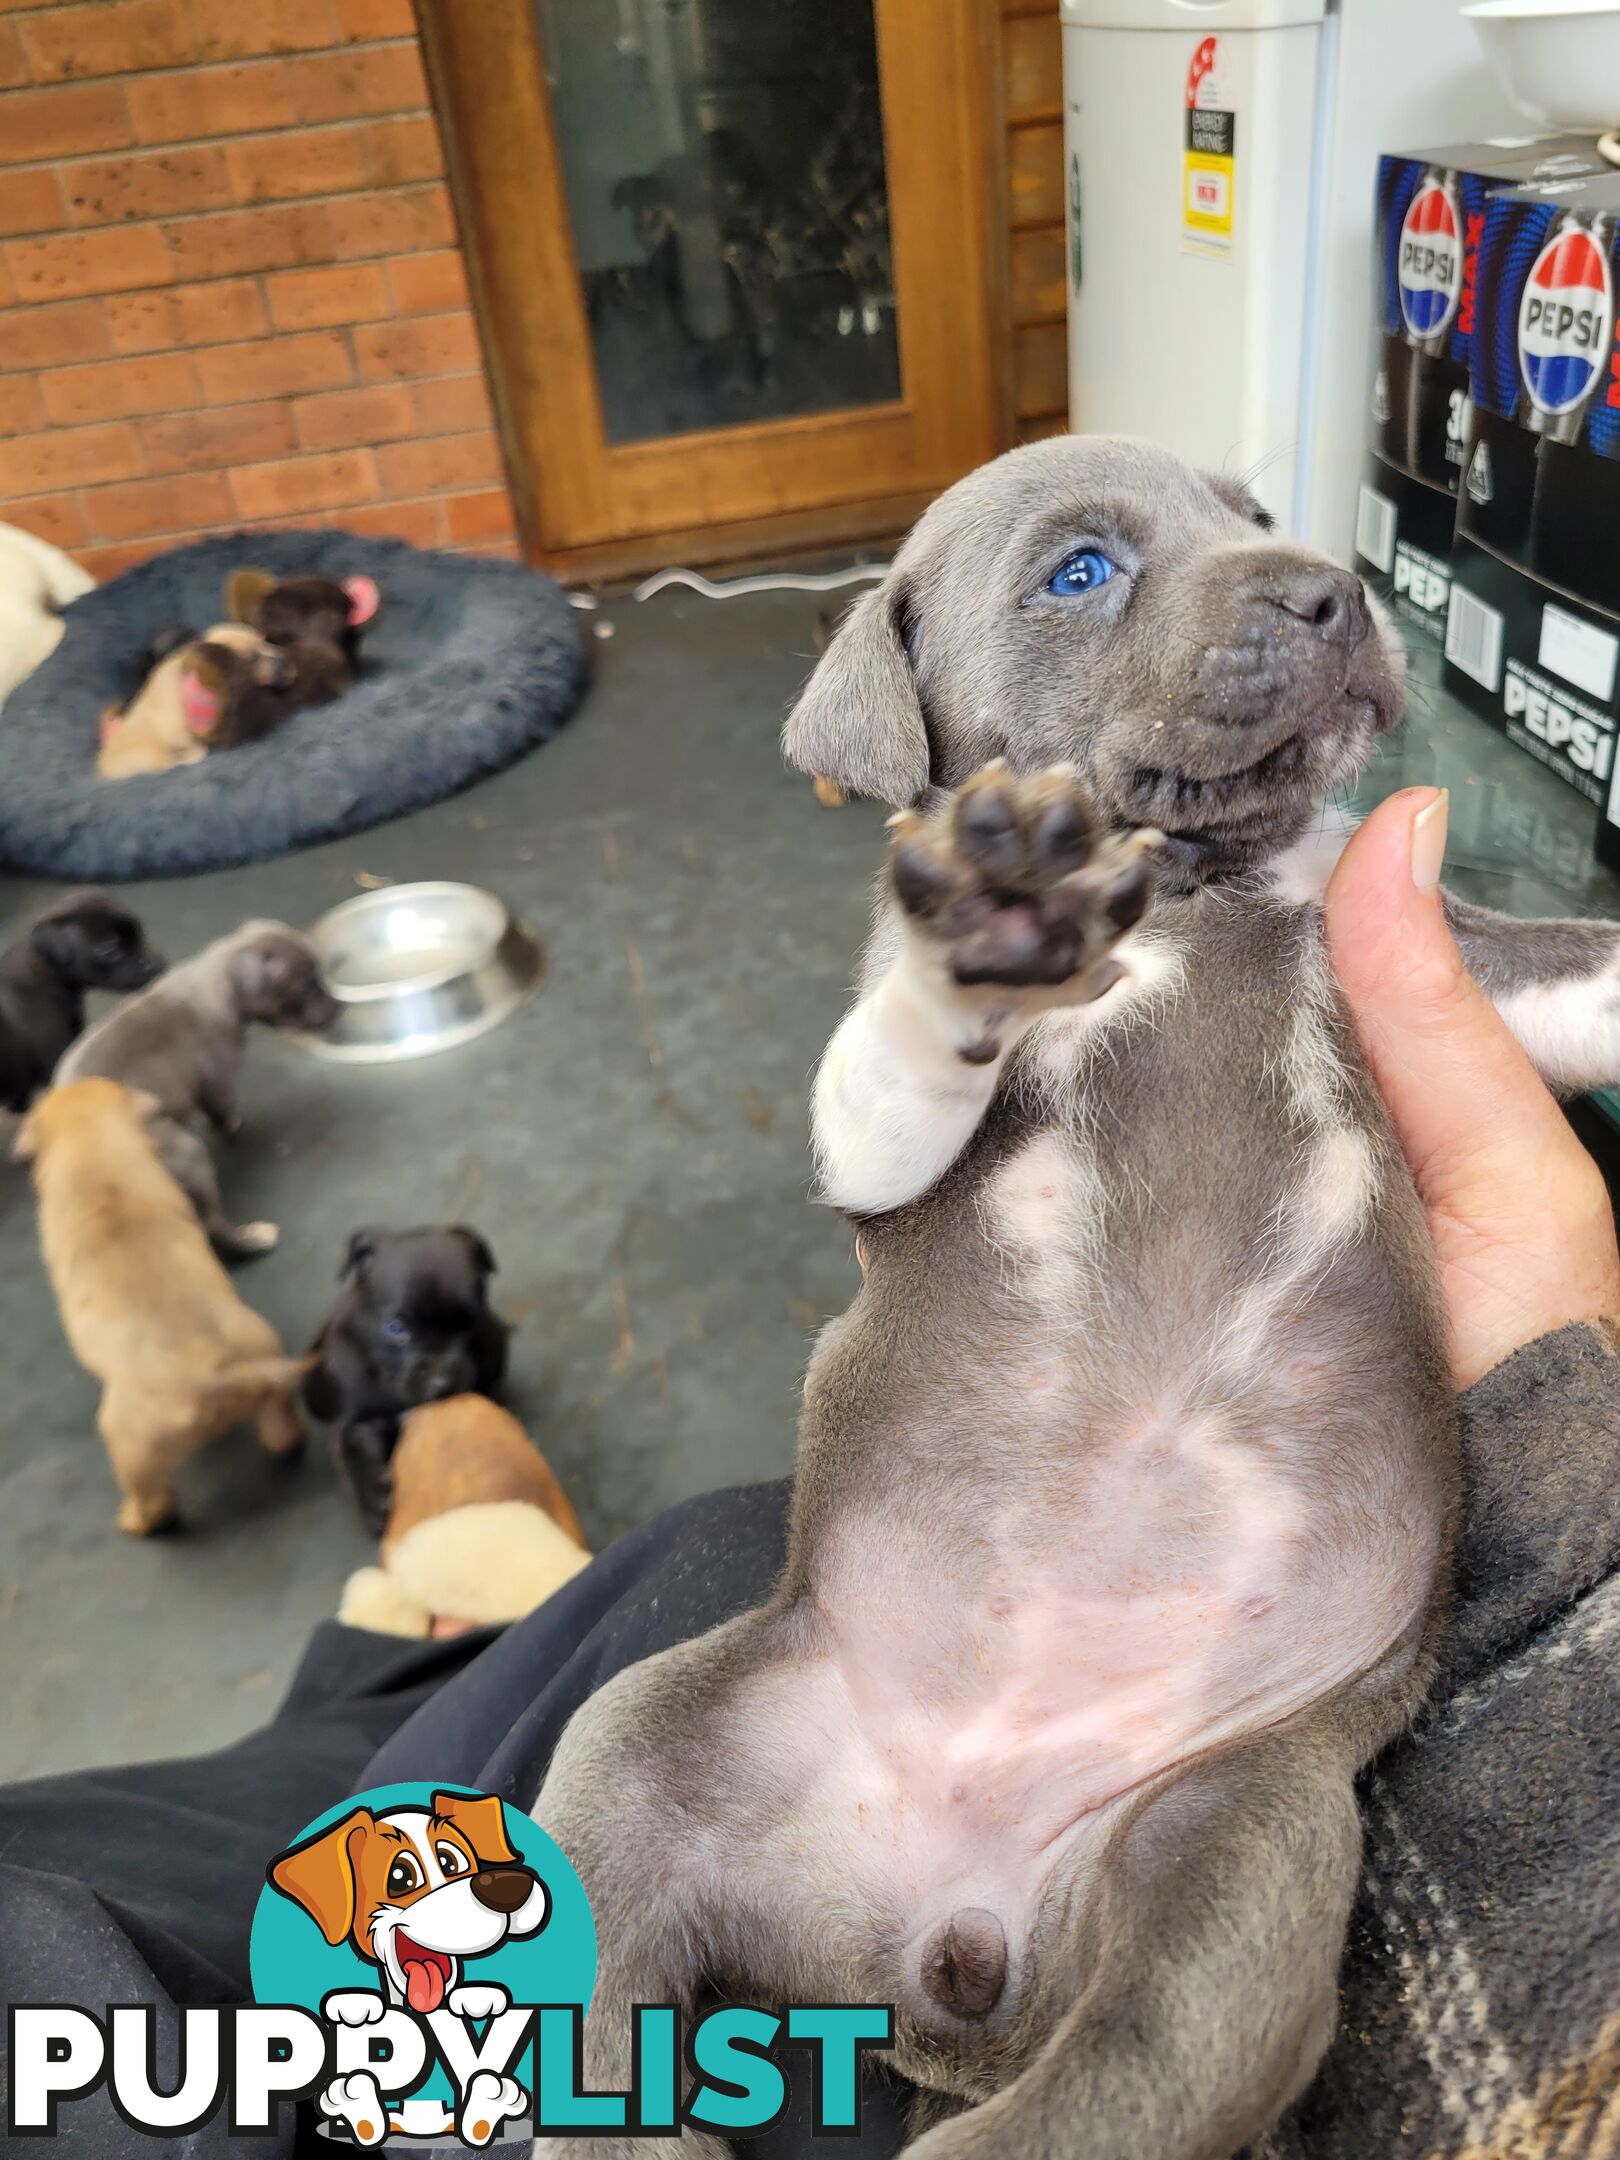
[{"xmin": 0, "ymin": 1483, "xmax": 910, "ymax": 2156}]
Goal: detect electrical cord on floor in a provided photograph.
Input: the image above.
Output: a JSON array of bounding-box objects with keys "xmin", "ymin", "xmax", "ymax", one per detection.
[{"xmin": 630, "ymin": 563, "xmax": 888, "ymax": 603}]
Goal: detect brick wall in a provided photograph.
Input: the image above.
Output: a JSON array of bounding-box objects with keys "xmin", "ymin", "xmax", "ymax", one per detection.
[{"xmin": 0, "ymin": 0, "xmax": 519, "ymax": 581}]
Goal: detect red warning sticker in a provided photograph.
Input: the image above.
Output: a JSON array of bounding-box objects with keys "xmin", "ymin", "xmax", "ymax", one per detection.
[
  {"xmin": 1183, "ymin": 35, "xmax": 1235, "ymax": 256},
  {"xmin": 1186, "ymin": 35, "xmax": 1219, "ymax": 108}
]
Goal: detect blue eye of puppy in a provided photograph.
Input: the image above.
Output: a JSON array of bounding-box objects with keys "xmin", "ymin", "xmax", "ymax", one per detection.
[
  {"xmin": 1047, "ymin": 548, "xmax": 1117, "ymax": 597},
  {"xmin": 383, "ymin": 1318, "xmax": 411, "ymax": 1345}
]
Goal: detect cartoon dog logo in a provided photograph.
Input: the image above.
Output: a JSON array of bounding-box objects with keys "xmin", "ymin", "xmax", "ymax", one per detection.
[{"xmin": 268, "ymin": 1788, "xmax": 549, "ymax": 2147}]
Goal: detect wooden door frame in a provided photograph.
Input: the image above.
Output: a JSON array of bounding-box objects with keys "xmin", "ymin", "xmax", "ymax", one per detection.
[{"xmin": 415, "ymin": 0, "xmax": 1009, "ymax": 578}]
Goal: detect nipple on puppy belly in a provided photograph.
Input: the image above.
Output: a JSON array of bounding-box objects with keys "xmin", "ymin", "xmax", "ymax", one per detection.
[{"xmin": 920, "ymin": 1908, "xmax": 1007, "ymax": 2018}]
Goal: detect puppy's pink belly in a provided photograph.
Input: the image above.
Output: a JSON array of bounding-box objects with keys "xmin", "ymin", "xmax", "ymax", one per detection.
[
  {"xmin": 794, "ymin": 1618, "xmax": 1289, "ymax": 1900},
  {"xmin": 781, "ymin": 1553, "xmax": 1424, "ymax": 1921},
  {"xmin": 762, "ymin": 1406, "xmax": 1439, "ymax": 1938}
]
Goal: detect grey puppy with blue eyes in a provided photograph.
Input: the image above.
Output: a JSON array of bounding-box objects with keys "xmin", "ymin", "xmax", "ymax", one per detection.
[{"xmin": 529, "ymin": 438, "xmax": 1620, "ymax": 2160}]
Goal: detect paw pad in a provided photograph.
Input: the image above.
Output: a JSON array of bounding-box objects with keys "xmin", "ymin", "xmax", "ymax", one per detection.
[{"xmin": 890, "ymin": 765, "xmax": 1158, "ymax": 996}]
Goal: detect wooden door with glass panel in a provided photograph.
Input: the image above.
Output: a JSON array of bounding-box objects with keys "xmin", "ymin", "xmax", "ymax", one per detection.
[{"xmin": 419, "ymin": 0, "xmax": 1004, "ymax": 575}]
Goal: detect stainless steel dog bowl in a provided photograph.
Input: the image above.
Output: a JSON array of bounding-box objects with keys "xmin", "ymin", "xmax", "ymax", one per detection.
[{"xmin": 299, "ymin": 882, "xmax": 545, "ymax": 1063}]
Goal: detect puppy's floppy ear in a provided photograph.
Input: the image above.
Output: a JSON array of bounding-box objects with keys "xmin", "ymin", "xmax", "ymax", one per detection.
[
  {"xmin": 267, "ymin": 1807, "xmax": 373, "ymax": 1946},
  {"xmin": 301, "ymin": 1356, "xmax": 343, "ymax": 1422},
  {"xmin": 430, "ymin": 1789, "xmax": 517, "ymax": 1868},
  {"xmin": 455, "ymin": 1227, "xmax": 496, "ymax": 1277},
  {"xmin": 227, "ymin": 933, "xmax": 305, "ymax": 1015},
  {"xmin": 227, "ymin": 568, "xmax": 276, "ymax": 625},
  {"xmin": 29, "ymin": 917, "xmax": 81, "ymax": 973},
  {"xmin": 180, "ymin": 650, "xmax": 230, "ymax": 739},
  {"xmin": 340, "ymin": 1228, "xmax": 379, "ymax": 1280},
  {"xmin": 782, "ymin": 576, "xmax": 930, "ymax": 808}
]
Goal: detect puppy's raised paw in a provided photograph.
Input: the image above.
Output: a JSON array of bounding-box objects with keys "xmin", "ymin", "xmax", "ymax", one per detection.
[{"xmin": 889, "ymin": 763, "xmax": 1158, "ymax": 1000}]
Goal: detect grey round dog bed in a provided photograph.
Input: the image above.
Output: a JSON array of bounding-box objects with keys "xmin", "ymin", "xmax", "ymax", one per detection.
[{"xmin": 0, "ymin": 528, "xmax": 588, "ymax": 880}]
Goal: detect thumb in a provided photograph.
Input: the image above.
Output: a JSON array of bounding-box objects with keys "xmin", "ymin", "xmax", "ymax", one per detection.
[{"xmin": 1322, "ymin": 788, "xmax": 1559, "ymax": 1200}]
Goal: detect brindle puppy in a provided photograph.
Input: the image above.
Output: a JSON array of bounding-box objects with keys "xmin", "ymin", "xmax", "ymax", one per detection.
[{"xmin": 529, "ymin": 439, "xmax": 1620, "ymax": 2160}]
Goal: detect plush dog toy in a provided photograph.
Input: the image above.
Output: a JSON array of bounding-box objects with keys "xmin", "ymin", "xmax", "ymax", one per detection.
[
  {"xmin": 96, "ymin": 567, "xmax": 382, "ymax": 779},
  {"xmin": 338, "ymin": 1395, "xmax": 590, "ymax": 1637}
]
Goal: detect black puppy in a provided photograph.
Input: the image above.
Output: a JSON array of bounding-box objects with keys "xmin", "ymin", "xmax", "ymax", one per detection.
[
  {"xmin": 228, "ymin": 568, "xmax": 380, "ymax": 673},
  {"xmin": 0, "ymin": 892, "xmax": 164, "ymax": 1113},
  {"xmin": 304, "ymin": 1226, "xmax": 510, "ymax": 1531}
]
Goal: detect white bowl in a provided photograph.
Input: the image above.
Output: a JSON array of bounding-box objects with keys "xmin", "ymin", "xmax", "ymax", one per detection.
[{"xmin": 1464, "ymin": 0, "xmax": 1620, "ymax": 130}]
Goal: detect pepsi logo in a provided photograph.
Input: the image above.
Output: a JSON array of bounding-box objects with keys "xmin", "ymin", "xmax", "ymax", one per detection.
[
  {"xmin": 1398, "ymin": 182, "xmax": 1462, "ymax": 339},
  {"xmin": 1519, "ymin": 225, "xmax": 1614, "ymax": 417}
]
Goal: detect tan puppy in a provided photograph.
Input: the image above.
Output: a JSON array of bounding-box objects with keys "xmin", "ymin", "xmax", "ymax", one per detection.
[
  {"xmin": 15, "ymin": 1077, "xmax": 307, "ymax": 1533},
  {"xmin": 97, "ymin": 622, "xmax": 277, "ymax": 779},
  {"xmin": 340, "ymin": 1396, "xmax": 591, "ymax": 1636}
]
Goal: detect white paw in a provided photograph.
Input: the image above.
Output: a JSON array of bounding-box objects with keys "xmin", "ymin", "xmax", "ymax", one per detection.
[
  {"xmin": 235, "ymin": 1219, "xmax": 279, "ymax": 1253},
  {"xmin": 447, "ymin": 1981, "xmax": 509, "ymax": 2022},
  {"xmin": 322, "ymin": 1988, "xmax": 386, "ymax": 2027},
  {"xmin": 321, "ymin": 2070, "xmax": 388, "ymax": 2146},
  {"xmin": 458, "ymin": 2071, "xmax": 527, "ymax": 2148}
]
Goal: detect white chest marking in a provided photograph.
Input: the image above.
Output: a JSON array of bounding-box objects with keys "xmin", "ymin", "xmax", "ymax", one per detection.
[
  {"xmin": 1212, "ymin": 938, "xmax": 1376, "ymax": 1377},
  {"xmin": 1261, "ymin": 804, "xmax": 1357, "ymax": 906},
  {"xmin": 1022, "ymin": 930, "xmax": 1187, "ymax": 1094},
  {"xmin": 979, "ymin": 1129, "xmax": 1106, "ymax": 1312}
]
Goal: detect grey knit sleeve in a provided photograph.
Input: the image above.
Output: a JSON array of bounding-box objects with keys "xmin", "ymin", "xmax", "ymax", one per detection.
[{"xmin": 1442, "ymin": 1317, "xmax": 1620, "ymax": 1693}]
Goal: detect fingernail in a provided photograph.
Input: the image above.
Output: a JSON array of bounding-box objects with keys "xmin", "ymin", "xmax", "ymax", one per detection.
[{"xmin": 1411, "ymin": 789, "xmax": 1448, "ymax": 890}]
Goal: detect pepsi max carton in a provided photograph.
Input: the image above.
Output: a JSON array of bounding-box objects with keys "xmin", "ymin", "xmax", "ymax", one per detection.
[
  {"xmin": 1444, "ymin": 533, "xmax": 1620, "ymax": 804},
  {"xmin": 1458, "ymin": 170, "xmax": 1620, "ymax": 616},
  {"xmin": 1356, "ymin": 135, "xmax": 1605, "ymax": 647},
  {"xmin": 1443, "ymin": 169, "xmax": 1620, "ymax": 806},
  {"xmin": 1373, "ymin": 138, "xmax": 1605, "ymax": 497}
]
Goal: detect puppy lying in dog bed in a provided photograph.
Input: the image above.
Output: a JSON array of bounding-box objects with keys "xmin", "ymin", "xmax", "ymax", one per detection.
[
  {"xmin": 97, "ymin": 568, "xmax": 381, "ymax": 779},
  {"xmin": 0, "ymin": 529, "xmax": 587, "ymax": 880}
]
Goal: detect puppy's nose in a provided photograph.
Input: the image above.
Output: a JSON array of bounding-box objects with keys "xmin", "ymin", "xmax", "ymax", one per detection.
[
  {"xmin": 470, "ymin": 1866, "xmax": 536, "ymax": 1914},
  {"xmin": 1261, "ymin": 564, "xmax": 1363, "ymax": 640}
]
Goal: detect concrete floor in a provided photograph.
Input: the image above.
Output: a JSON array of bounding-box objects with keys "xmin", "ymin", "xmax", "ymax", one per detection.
[{"xmin": 0, "ymin": 584, "xmax": 881, "ymax": 1781}]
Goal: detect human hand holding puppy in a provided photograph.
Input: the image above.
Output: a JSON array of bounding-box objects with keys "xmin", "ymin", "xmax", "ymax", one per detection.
[{"xmin": 1326, "ymin": 787, "xmax": 1620, "ymax": 1390}]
